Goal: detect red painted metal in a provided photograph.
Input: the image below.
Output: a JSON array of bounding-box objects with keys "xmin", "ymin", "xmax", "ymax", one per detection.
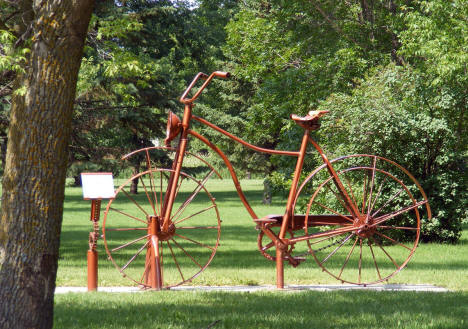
[
  {"xmin": 101, "ymin": 70, "xmax": 432, "ymax": 289},
  {"xmin": 87, "ymin": 199, "xmax": 101, "ymax": 291},
  {"xmin": 192, "ymin": 116, "xmax": 300, "ymax": 157},
  {"xmin": 188, "ymin": 129, "xmax": 258, "ymax": 220},
  {"xmin": 87, "ymin": 250, "xmax": 98, "ymax": 291},
  {"xmin": 102, "ymin": 168, "xmax": 221, "ymax": 289},
  {"xmin": 294, "ymin": 154, "xmax": 429, "ymax": 284},
  {"xmin": 279, "ymin": 130, "xmax": 310, "ymax": 241}
]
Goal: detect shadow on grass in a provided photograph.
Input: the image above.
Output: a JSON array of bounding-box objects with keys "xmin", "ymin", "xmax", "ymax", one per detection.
[
  {"xmin": 54, "ymin": 290, "xmax": 468, "ymax": 329},
  {"xmin": 59, "ymin": 222, "xmax": 468, "ymax": 273}
]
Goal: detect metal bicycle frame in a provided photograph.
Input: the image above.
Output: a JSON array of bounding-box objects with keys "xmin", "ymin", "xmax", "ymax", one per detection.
[{"xmin": 157, "ymin": 71, "xmax": 362, "ymax": 288}]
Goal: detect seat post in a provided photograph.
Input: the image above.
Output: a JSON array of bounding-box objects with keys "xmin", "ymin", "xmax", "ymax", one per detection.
[{"xmin": 279, "ymin": 129, "xmax": 310, "ymax": 239}]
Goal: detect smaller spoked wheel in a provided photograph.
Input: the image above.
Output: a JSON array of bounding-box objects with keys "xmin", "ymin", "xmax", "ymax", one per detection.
[
  {"xmin": 103, "ymin": 168, "xmax": 221, "ymax": 289},
  {"xmin": 295, "ymin": 155, "xmax": 431, "ymax": 285}
]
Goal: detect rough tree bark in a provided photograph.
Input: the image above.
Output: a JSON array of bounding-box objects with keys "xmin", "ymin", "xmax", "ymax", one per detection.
[{"xmin": 0, "ymin": 1, "xmax": 94, "ymax": 328}]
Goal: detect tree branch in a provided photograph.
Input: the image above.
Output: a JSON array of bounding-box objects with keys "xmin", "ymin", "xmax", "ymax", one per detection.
[{"xmin": 310, "ymin": 0, "xmax": 368, "ymax": 50}]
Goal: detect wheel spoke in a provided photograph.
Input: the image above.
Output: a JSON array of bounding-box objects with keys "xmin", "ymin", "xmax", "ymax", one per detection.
[
  {"xmin": 144, "ymin": 149, "xmax": 152, "ymax": 171},
  {"xmin": 305, "ymin": 225, "xmax": 359, "ymax": 243},
  {"xmin": 122, "ymin": 188, "xmax": 150, "ymax": 217},
  {"xmin": 377, "ymin": 225, "xmax": 418, "ymax": 231},
  {"xmin": 319, "ymin": 233, "xmax": 353, "ymax": 265},
  {"xmin": 262, "ymin": 241, "xmax": 275, "ymax": 252},
  {"xmin": 365, "ymin": 156, "xmax": 377, "ymax": 220},
  {"xmin": 344, "ymin": 176, "xmax": 359, "ymax": 211},
  {"xmin": 371, "ymin": 188, "xmax": 404, "ymax": 218},
  {"xmin": 338, "ymin": 235, "xmax": 358, "ymax": 280},
  {"xmin": 178, "ymin": 226, "xmax": 219, "ymax": 230},
  {"xmin": 325, "ymin": 184, "xmax": 351, "ymax": 214},
  {"xmin": 311, "ymin": 221, "xmax": 353, "ymax": 226},
  {"xmin": 361, "ymin": 173, "xmax": 368, "ymax": 213},
  {"xmin": 145, "ymin": 149, "xmax": 160, "ymax": 216},
  {"xmin": 111, "ymin": 234, "xmax": 149, "ymax": 252},
  {"xmin": 174, "ymin": 176, "xmax": 186, "ymax": 204},
  {"xmin": 121, "ymin": 241, "xmax": 149, "ymax": 271},
  {"xmin": 141, "ymin": 257, "xmax": 150, "ymax": 284},
  {"xmin": 309, "ymin": 231, "xmax": 349, "ymax": 248},
  {"xmin": 140, "ymin": 178, "xmax": 158, "ymax": 216},
  {"xmin": 171, "ymin": 170, "xmax": 214, "ymax": 221},
  {"xmin": 106, "ymin": 227, "xmax": 147, "ymax": 231},
  {"xmin": 370, "ymin": 236, "xmax": 399, "ymax": 269},
  {"xmin": 174, "ymin": 204, "xmax": 216, "ymax": 225},
  {"xmin": 171, "ymin": 238, "xmax": 203, "ymax": 268},
  {"xmin": 358, "ymin": 238, "xmax": 363, "ymax": 284},
  {"xmin": 109, "ymin": 207, "xmax": 147, "ymax": 225},
  {"xmin": 313, "ymin": 201, "xmax": 354, "ymax": 223},
  {"xmin": 368, "ymin": 176, "xmax": 387, "ymax": 218},
  {"xmin": 167, "ymin": 240, "xmax": 185, "ymax": 282},
  {"xmin": 368, "ymin": 240, "xmax": 382, "ymax": 280},
  {"xmin": 375, "ymin": 231, "xmax": 412, "ymax": 251},
  {"xmin": 148, "ymin": 170, "xmax": 160, "ymax": 217},
  {"xmin": 174, "ymin": 233, "xmax": 215, "ymax": 251},
  {"xmin": 372, "ymin": 200, "xmax": 426, "ymax": 226}
]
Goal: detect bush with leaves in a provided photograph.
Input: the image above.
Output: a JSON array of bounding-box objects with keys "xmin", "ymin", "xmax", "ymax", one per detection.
[{"xmin": 314, "ymin": 65, "xmax": 466, "ymax": 243}]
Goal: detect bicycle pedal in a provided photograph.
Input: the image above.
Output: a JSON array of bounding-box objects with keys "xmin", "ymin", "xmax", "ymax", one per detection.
[{"xmin": 286, "ymin": 256, "xmax": 306, "ymax": 267}]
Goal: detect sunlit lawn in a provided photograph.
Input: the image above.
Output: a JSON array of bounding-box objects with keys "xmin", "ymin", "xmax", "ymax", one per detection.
[
  {"xmin": 55, "ymin": 290, "xmax": 468, "ymax": 329},
  {"xmin": 54, "ymin": 178, "xmax": 468, "ymax": 329},
  {"xmin": 57, "ymin": 178, "xmax": 467, "ymax": 290}
]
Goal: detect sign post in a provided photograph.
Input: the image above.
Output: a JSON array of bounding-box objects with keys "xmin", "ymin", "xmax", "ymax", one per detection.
[{"xmin": 81, "ymin": 172, "xmax": 115, "ymax": 291}]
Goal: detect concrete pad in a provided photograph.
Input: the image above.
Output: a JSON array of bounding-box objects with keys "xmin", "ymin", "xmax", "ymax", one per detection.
[{"xmin": 55, "ymin": 284, "xmax": 449, "ymax": 294}]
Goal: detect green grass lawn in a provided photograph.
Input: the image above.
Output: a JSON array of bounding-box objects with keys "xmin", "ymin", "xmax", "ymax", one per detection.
[
  {"xmin": 55, "ymin": 290, "xmax": 467, "ymax": 329},
  {"xmin": 57, "ymin": 178, "xmax": 468, "ymax": 290},
  {"xmin": 54, "ymin": 178, "xmax": 468, "ymax": 328}
]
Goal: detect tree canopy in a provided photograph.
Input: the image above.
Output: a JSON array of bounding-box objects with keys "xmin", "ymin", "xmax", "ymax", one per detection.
[
  {"xmin": 220, "ymin": 0, "xmax": 466, "ymax": 242},
  {"xmin": 0, "ymin": 0, "xmax": 466, "ymax": 247}
]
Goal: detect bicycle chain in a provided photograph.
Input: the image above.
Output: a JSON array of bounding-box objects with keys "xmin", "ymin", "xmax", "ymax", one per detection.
[
  {"xmin": 311, "ymin": 234, "xmax": 353, "ymax": 253},
  {"xmin": 295, "ymin": 233, "xmax": 355, "ymax": 258}
]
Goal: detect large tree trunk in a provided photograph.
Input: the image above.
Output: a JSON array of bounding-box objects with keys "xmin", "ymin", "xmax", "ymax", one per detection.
[{"xmin": 0, "ymin": 1, "xmax": 94, "ymax": 329}]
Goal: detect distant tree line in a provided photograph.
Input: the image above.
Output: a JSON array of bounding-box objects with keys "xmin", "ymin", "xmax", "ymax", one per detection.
[{"xmin": 1, "ymin": 0, "xmax": 466, "ymax": 242}]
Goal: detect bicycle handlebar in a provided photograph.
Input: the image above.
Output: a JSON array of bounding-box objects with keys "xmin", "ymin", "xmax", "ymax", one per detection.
[{"xmin": 179, "ymin": 71, "xmax": 231, "ymax": 104}]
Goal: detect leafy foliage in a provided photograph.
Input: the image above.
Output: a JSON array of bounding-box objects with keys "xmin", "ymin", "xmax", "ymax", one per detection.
[
  {"xmin": 317, "ymin": 64, "xmax": 466, "ymax": 242},
  {"xmin": 221, "ymin": 0, "xmax": 466, "ymax": 242},
  {"xmin": 72, "ymin": 0, "xmax": 238, "ymax": 179}
]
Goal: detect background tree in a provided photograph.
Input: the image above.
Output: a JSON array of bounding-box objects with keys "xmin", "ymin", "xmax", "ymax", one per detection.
[
  {"xmin": 0, "ymin": 1, "xmax": 94, "ymax": 328},
  {"xmin": 71, "ymin": 0, "xmax": 239, "ymax": 186},
  {"xmin": 221, "ymin": 0, "xmax": 467, "ymax": 242}
]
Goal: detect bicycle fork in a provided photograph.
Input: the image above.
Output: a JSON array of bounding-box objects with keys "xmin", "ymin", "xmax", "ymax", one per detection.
[{"xmin": 145, "ymin": 104, "xmax": 192, "ymax": 289}]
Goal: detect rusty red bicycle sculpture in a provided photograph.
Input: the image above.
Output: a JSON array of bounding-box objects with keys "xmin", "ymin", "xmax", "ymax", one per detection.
[{"xmin": 102, "ymin": 71, "xmax": 431, "ymax": 290}]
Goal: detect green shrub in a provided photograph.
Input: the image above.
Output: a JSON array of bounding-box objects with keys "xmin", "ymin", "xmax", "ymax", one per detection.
[
  {"xmin": 266, "ymin": 64, "xmax": 465, "ymax": 243},
  {"xmin": 315, "ymin": 65, "xmax": 466, "ymax": 243}
]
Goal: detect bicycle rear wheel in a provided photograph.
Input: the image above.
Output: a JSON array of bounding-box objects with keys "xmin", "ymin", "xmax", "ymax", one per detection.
[{"xmin": 295, "ymin": 155, "xmax": 431, "ymax": 285}]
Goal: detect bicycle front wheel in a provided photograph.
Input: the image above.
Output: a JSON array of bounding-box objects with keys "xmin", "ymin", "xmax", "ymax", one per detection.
[
  {"xmin": 103, "ymin": 168, "xmax": 221, "ymax": 289},
  {"xmin": 294, "ymin": 155, "xmax": 431, "ymax": 285}
]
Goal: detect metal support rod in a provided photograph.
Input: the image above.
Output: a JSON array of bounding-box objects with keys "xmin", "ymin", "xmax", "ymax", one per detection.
[
  {"xmin": 87, "ymin": 199, "xmax": 101, "ymax": 291},
  {"xmin": 276, "ymin": 244, "xmax": 285, "ymax": 289},
  {"xmin": 87, "ymin": 250, "xmax": 98, "ymax": 291}
]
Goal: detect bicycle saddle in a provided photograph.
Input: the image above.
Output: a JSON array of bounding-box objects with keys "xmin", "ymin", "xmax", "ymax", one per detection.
[{"xmin": 290, "ymin": 110, "xmax": 329, "ymax": 130}]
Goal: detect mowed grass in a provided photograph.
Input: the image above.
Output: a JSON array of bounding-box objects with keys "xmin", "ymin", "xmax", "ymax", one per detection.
[
  {"xmin": 54, "ymin": 178, "xmax": 468, "ymax": 329},
  {"xmin": 57, "ymin": 178, "xmax": 468, "ymax": 291},
  {"xmin": 55, "ymin": 290, "xmax": 468, "ymax": 329}
]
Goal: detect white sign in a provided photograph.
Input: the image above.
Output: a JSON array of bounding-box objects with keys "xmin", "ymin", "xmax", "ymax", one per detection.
[{"xmin": 81, "ymin": 172, "xmax": 115, "ymax": 200}]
